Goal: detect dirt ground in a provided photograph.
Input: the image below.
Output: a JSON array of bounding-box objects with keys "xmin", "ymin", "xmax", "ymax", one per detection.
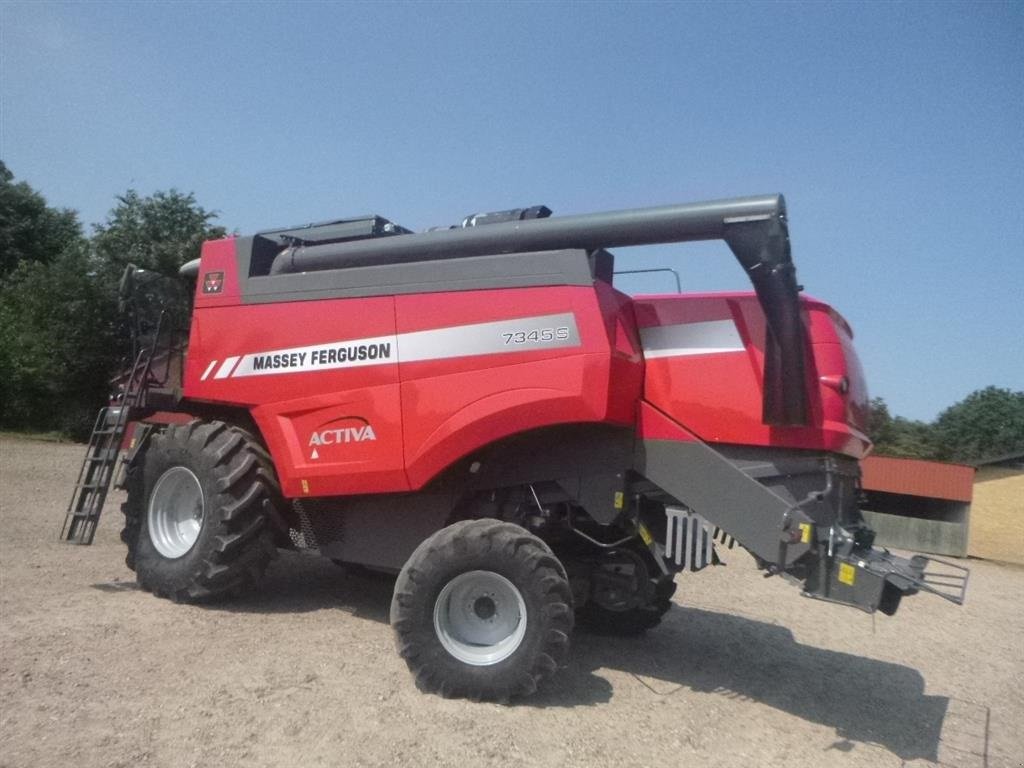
[{"xmin": 1, "ymin": 436, "xmax": 1022, "ymax": 768}]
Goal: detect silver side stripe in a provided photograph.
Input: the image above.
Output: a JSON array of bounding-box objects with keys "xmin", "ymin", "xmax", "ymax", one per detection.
[
  {"xmin": 640, "ymin": 319, "xmax": 744, "ymax": 358},
  {"xmin": 216, "ymin": 312, "xmax": 581, "ymax": 380},
  {"xmin": 200, "ymin": 360, "xmax": 218, "ymax": 381},
  {"xmin": 399, "ymin": 313, "xmax": 579, "ymax": 363},
  {"xmin": 213, "ymin": 356, "xmax": 240, "ymax": 379}
]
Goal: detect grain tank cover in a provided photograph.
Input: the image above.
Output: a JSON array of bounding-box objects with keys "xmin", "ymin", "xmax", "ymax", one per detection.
[
  {"xmin": 258, "ymin": 215, "xmax": 412, "ymax": 247},
  {"xmin": 249, "ymin": 215, "xmax": 411, "ymax": 277}
]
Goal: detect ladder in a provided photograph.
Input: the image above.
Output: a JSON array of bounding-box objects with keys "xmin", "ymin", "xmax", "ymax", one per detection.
[{"xmin": 60, "ymin": 349, "xmax": 154, "ymax": 544}]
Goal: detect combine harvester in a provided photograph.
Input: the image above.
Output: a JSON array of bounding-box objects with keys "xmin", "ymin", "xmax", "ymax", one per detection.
[{"xmin": 63, "ymin": 193, "xmax": 967, "ymax": 699}]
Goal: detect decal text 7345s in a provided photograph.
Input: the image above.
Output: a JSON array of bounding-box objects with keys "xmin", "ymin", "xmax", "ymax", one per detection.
[{"xmin": 502, "ymin": 326, "xmax": 571, "ymax": 346}]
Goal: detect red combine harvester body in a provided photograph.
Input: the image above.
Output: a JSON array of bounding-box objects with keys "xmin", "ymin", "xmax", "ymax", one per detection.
[
  {"xmin": 63, "ymin": 194, "xmax": 966, "ymax": 700},
  {"xmin": 186, "ymin": 283, "xmax": 870, "ymax": 497}
]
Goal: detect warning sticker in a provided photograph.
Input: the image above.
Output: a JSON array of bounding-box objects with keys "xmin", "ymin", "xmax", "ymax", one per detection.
[
  {"xmin": 799, "ymin": 522, "xmax": 813, "ymax": 544},
  {"xmin": 838, "ymin": 562, "xmax": 856, "ymax": 586},
  {"xmin": 638, "ymin": 523, "xmax": 653, "ymax": 546}
]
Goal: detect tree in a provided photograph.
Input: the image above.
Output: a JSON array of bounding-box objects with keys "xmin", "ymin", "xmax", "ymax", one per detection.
[
  {"xmin": 867, "ymin": 397, "xmax": 938, "ymax": 459},
  {"xmin": 884, "ymin": 417, "xmax": 940, "ymax": 460},
  {"xmin": 91, "ymin": 189, "xmax": 228, "ymax": 371},
  {"xmin": 933, "ymin": 386, "xmax": 1024, "ymax": 463},
  {"xmin": 0, "ymin": 161, "xmax": 83, "ymax": 277},
  {"xmin": 0, "ymin": 177, "xmax": 227, "ymax": 438},
  {"xmin": 868, "ymin": 397, "xmax": 895, "ymax": 447},
  {"xmin": 0, "ymin": 243, "xmax": 118, "ymax": 436},
  {"xmin": 0, "ymin": 166, "xmax": 99, "ymax": 435},
  {"xmin": 92, "ymin": 189, "xmax": 225, "ymax": 279}
]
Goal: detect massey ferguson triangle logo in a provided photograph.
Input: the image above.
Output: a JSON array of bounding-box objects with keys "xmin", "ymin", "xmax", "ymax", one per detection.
[{"xmin": 307, "ymin": 417, "xmax": 376, "ymax": 460}]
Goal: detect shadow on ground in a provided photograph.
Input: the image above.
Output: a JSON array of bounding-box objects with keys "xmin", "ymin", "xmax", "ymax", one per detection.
[
  {"xmin": 94, "ymin": 550, "xmax": 946, "ymax": 762},
  {"xmin": 534, "ymin": 609, "xmax": 946, "ymax": 763}
]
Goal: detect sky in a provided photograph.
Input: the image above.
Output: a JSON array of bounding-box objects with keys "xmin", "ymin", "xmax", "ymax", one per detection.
[{"xmin": 1, "ymin": 1, "xmax": 1021, "ymax": 421}]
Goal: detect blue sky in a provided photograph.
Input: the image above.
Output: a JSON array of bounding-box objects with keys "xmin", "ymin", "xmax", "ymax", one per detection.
[{"xmin": 2, "ymin": 1, "xmax": 1021, "ymax": 421}]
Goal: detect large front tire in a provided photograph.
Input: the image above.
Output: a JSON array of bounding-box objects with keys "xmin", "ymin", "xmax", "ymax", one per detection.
[
  {"xmin": 122, "ymin": 421, "xmax": 281, "ymax": 602},
  {"xmin": 390, "ymin": 519, "xmax": 574, "ymax": 701}
]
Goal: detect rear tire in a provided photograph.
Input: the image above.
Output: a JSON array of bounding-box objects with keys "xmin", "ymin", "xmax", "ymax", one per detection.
[
  {"xmin": 390, "ymin": 519, "xmax": 574, "ymax": 701},
  {"xmin": 122, "ymin": 420, "xmax": 281, "ymax": 602}
]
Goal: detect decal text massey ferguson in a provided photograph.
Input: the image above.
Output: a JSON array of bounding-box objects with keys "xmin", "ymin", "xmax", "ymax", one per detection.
[
  {"xmin": 251, "ymin": 342, "xmax": 393, "ymax": 372},
  {"xmin": 201, "ymin": 313, "xmax": 580, "ymax": 380}
]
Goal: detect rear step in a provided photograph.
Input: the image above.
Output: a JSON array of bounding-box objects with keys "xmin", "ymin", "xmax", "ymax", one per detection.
[
  {"xmin": 61, "ymin": 350, "xmax": 152, "ymax": 545},
  {"xmin": 911, "ymin": 555, "xmax": 971, "ymax": 604},
  {"xmin": 802, "ymin": 548, "xmax": 969, "ymax": 615}
]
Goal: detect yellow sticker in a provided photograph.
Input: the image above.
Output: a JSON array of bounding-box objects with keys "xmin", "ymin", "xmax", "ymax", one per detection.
[
  {"xmin": 838, "ymin": 562, "xmax": 856, "ymax": 586},
  {"xmin": 613, "ymin": 491, "xmax": 624, "ymax": 510},
  {"xmin": 799, "ymin": 522, "xmax": 813, "ymax": 544},
  {"xmin": 301, "ymin": 479, "xmax": 310, "ymax": 494},
  {"xmin": 638, "ymin": 523, "xmax": 653, "ymax": 546}
]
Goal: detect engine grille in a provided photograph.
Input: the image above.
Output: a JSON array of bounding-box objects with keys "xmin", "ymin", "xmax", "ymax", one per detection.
[{"xmin": 290, "ymin": 499, "xmax": 345, "ymax": 549}]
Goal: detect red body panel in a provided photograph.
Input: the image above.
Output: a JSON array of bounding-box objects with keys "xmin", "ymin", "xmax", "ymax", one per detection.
[
  {"xmin": 394, "ymin": 285, "xmax": 641, "ymax": 488},
  {"xmin": 185, "ymin": 242, "xmax": 645, "ymax": 496},
  {"xmin": 633, "ymin": 292, "xmax": 870, "ymax": 457},
  {"xmin": 185, "ymin": 294, "xmax": 405, "ymax": 497},
  {"xmin": 184, "ymin": 239, "xmax": 869, "ymax": 498}
]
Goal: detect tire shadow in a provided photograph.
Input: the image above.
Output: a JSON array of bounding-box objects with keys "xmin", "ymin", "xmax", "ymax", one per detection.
[
  {"xmin": 209, "ymin": 551, "xmax": 394, "ymax": 622},
  {"xmin": 115, "ymin": 551, "xmax": 946, "ymax": 763}
]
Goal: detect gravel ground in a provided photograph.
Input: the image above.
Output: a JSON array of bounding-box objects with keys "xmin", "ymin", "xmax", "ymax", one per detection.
[{"xmin": 1, "ymin": 435, "xmax": 1022, "ymax": 768}]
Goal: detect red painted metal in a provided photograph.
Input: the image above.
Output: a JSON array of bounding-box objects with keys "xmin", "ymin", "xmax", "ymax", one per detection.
[
  {"xmin": 861, "ymin": 456, "xmax": 975, "ymax": 502},
  {"xmin": 634, "ymin": 293, "xmax": 871, "ymax": 458},
  {"xmin": 637, "ymin": 401, "xmax": 699, "ymax": 442},
  {"xmin": 181, "ymin": 238, "xmax": 874, "ymax": 498}
]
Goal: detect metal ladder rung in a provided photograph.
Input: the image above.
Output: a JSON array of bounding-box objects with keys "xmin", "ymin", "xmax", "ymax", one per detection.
[
  {"xmin": 61, "ymin": 347, "xmax": 154, "ymax": 545},
  {"xmin": 76, "ymin": 481, "xmax": 109, "ymax": 491},
  {"xmin": 86, "ymin": 450, "xmax": 119, "ymax": 461}
]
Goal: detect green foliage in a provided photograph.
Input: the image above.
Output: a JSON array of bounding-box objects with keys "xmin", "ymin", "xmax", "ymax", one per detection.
[
  {"xmin": 0, "ymin": 169, "xmax": 223, "ymax": 439},
  {"xmin": 92, "ymin": 189, "xmax": 225, "ymax": 279},
  {"xmin": 0, "ymin": 161, "xmax": 84, "ymax": 277},
  {"xmin": 867, "ymin": 397, "xmax": 894, "ymax": 446},
  {"xmin": 867, "ymin": 397, "xmax": 939, "ymax": 459},
  {"xmin": 933, "ymin": 386, "xmax": 1024, "ymax": 463},
  {"xmin": 0, "ymin": 243, "xmax": 118, "ymax": 437},
  {"xmin": 868, "ymin": 390, "xmax": 1024, "ymax": 464}
]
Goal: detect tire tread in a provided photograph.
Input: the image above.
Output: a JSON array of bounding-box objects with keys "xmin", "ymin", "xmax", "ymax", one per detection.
[
  {"xmin": 391, "ymin": 518, "xmax": 573, "ymax": 701},
  {"xmin": 121, "ymin": 420, "xmax": 282, "ymax": 603}
]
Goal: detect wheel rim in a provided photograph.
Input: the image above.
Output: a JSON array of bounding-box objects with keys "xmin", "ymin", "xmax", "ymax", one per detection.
[
  {"xmin": 147, "ymin": 466, "xmax": 204, "ymax": 559},
  {"xmin": 433, "ymin": 570, "xmax": 528, "ymax": 666}
]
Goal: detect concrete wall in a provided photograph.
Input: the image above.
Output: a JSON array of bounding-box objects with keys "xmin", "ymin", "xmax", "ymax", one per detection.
[
  {"xmin": 861, "ymin": 509, "xmax": 969, "ymax": 557},
  {"xmin": 861, "ymin": 491, "xmax": 970, "ymax": 557}
]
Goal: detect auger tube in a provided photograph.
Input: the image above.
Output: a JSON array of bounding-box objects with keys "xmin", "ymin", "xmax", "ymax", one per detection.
[
  {"xmin": 270, "ymin": 195, "xmax": 784, "ymax": 273},
  {"xmin": 269, "ymin": 194, "xmax": 808, "ymax": 425}
]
